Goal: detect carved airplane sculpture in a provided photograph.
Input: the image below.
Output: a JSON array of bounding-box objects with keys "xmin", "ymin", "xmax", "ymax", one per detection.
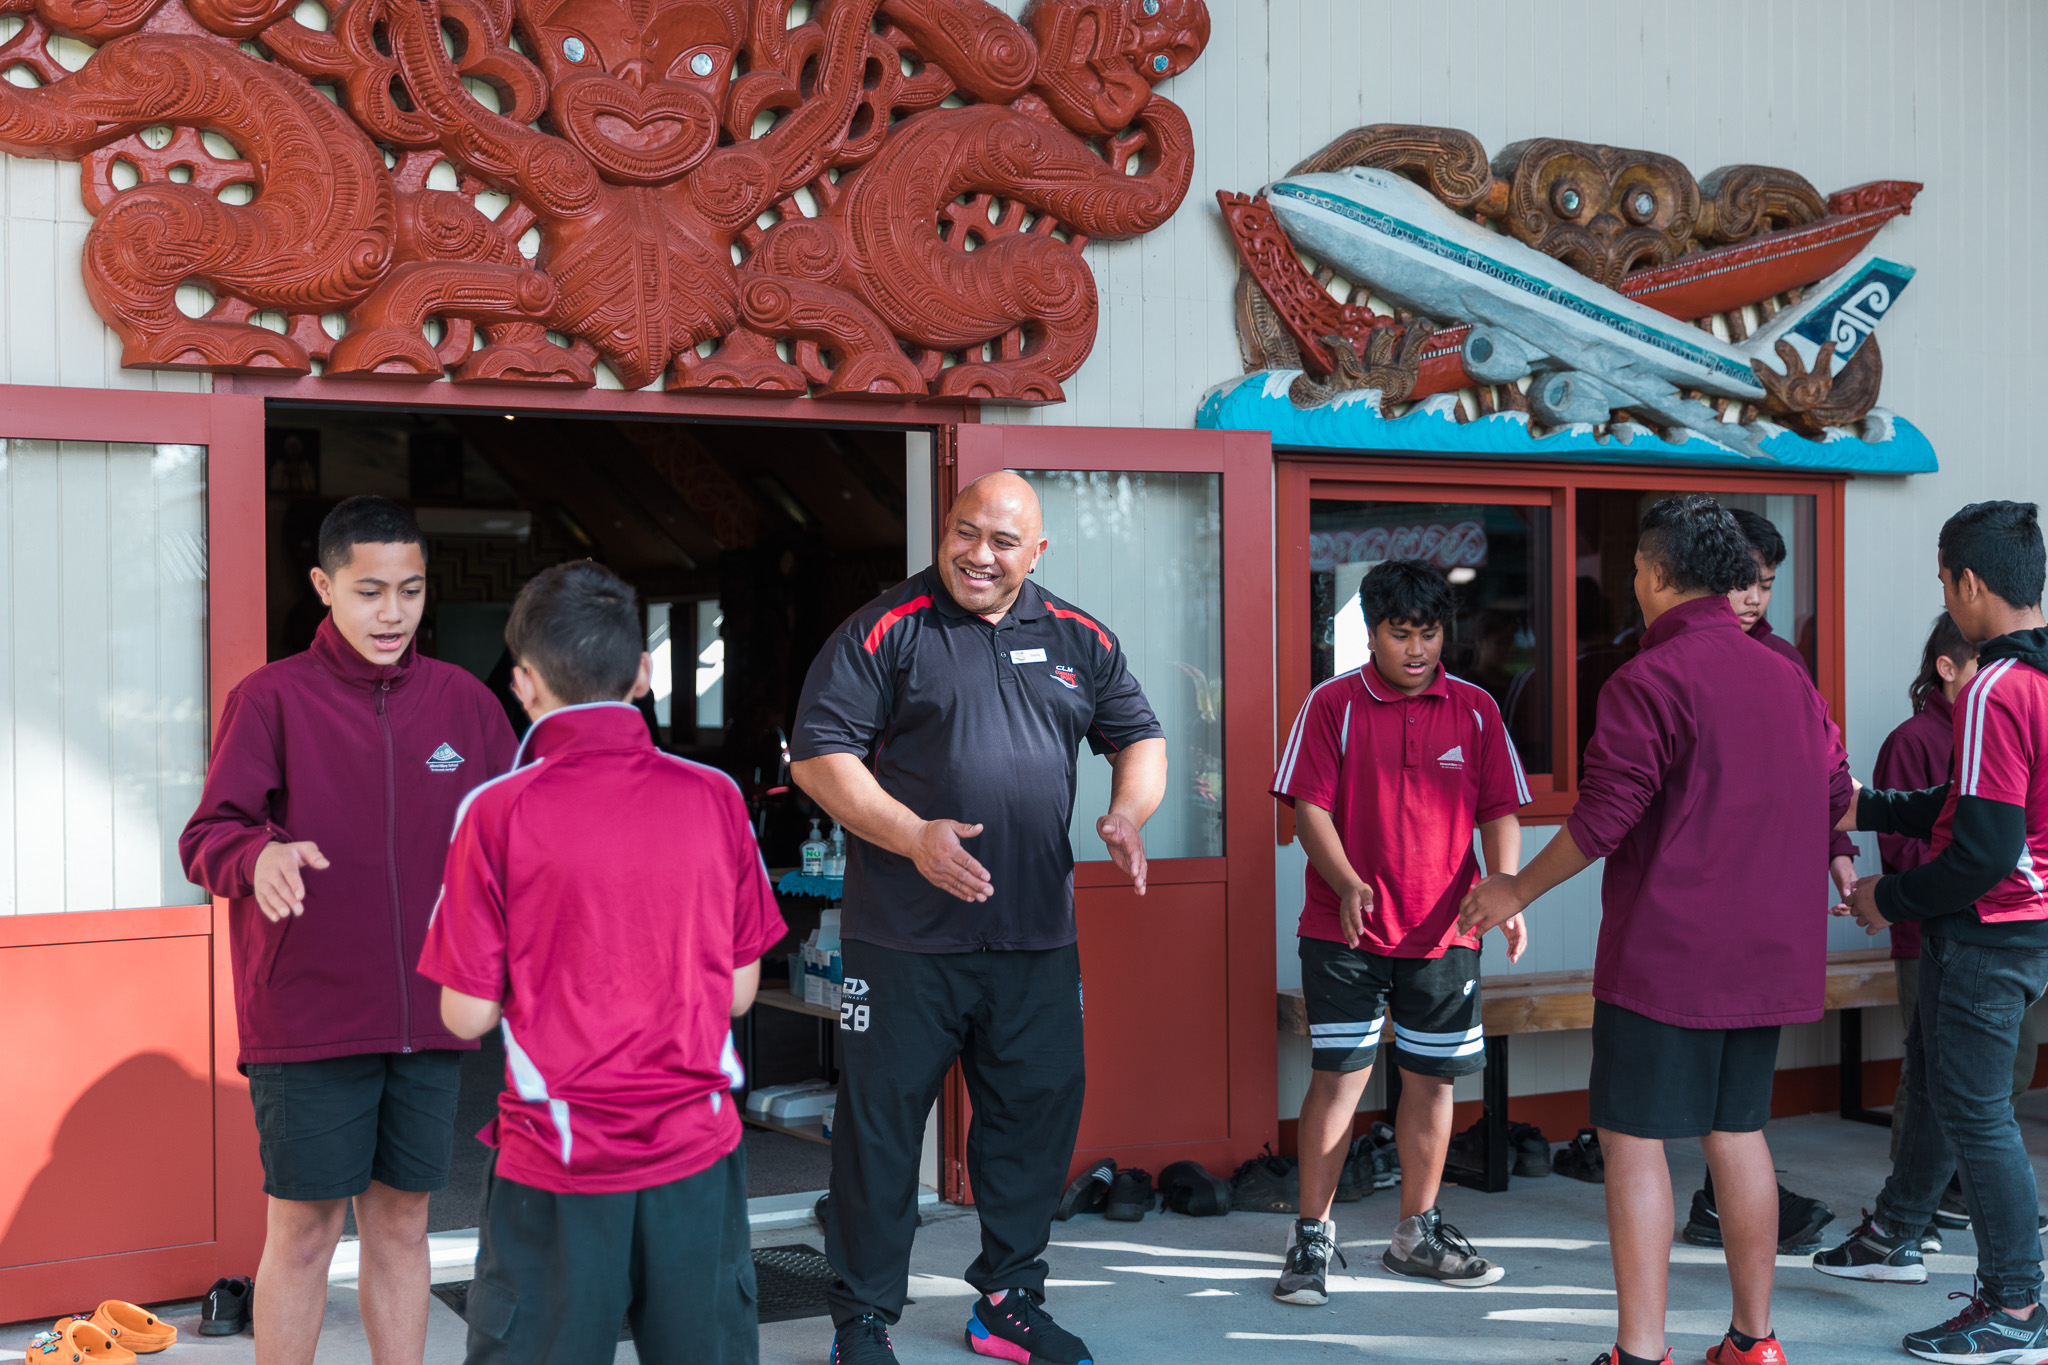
[{"xmin": 1266, "ymin": 165, "xmax": 1916, "ymax": 459}]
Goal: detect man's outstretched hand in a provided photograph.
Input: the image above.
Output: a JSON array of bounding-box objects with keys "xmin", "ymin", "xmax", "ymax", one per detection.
[
  {"xmin": 1832, "ymin": 874, "xmax": 1893, "ymax": 934},
  {"xmin": 913, "ymin": 819, "xmax": 993, "ymax": 903},
  {"xmin": 1098, "ymin": 812, "xmax": 1149, "ymax": 895},
  {"xmin": 1458, "ymin": 873, "xmax": 1526, "ymax": 939},
  {"xmin": 253, "ymin": 840, "xmax": 330, "ymax": 922}
]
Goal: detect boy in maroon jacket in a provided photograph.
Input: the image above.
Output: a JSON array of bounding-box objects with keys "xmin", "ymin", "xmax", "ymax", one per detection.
[
  {"xmin": 181, "ymin": 497, "xmax": 516, "ymax": 1365},
  {"xmin": 1461, "ymin": 495, "xmax": 1852, "ymax": 1365},
  {"xmin": 422, "ymin": 561, "xmax": 784, "ymax": 1365}
]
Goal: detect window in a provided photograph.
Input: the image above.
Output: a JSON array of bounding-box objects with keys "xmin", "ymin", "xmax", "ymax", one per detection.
[{"xmin": 1279, "ymin": 458, "xmax": 1843, "ymax": 822}]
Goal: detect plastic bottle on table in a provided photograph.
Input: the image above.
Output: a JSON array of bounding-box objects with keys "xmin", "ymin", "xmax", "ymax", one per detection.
[
  {"xmin": 800, "ymin": 819, "xmax": 827, "ymax": 877},
  {"xmin": 826, "ymin": 822, "xmax": 847, "ymax": 879}
]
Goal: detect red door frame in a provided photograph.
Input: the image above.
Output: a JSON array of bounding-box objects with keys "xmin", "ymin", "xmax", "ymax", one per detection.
[
  {"xmin": 947, "ymin": 425, "xmax": 1278, "ymax": 1196},
  {"xmin": 1275, "ymin": 455, "xmax": 1848, "ymax": 830},
  {"xmin": 0, "ymin": 384, "xmax": 267, "ymax": 1319}
]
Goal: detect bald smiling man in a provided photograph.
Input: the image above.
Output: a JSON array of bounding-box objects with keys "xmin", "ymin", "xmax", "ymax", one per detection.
[{"xmin": 792, "ymin": 472, "xmax": 1168, "ymax": 1365}]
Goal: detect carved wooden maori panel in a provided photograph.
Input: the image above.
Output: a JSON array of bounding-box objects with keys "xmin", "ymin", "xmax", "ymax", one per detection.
[{"xmin": 0, "ymin": 0, "xmax": 1209, "ymax": 403}]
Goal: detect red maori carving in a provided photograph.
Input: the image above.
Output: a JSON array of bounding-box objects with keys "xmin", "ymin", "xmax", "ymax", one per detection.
[{"xmin": 0, "ymin": 0, "xmax": 1208, "ymax": 401}]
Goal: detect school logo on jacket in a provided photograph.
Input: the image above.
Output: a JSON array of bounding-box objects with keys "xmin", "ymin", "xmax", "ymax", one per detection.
[
  {"xmin": 1051, "ymin": 665, "xmax": 1080, "ymax": 691},
  {"xmin": 1437, "ymin": 745, "xmax": 1464, "ymax": 770},
  {"xmin": 426, "ymin": 742, "xmax": 466, "ymax": 773}
]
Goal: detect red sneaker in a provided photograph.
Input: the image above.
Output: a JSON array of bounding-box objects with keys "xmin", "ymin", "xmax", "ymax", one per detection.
[{"xmin": 1706, "ymin": 1332, "xmax": 1787, "ymax": 1365}]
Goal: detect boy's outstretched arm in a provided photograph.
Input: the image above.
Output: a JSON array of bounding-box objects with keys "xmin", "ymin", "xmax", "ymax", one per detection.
[
  {"xmin": 441, "ymin": 987, "xmax": 501, "ymax": 1040},
  {"xmin": 1295, "ymin": 800, "xmax": 1372, "ymax": 949},
  {"xmin": 1460, "ymin": 824, "xmax": 1592, "ymax": 938}
]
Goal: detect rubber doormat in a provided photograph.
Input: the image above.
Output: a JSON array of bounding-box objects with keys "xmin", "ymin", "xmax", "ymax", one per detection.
[{"xmin": 430, "ymin": 1244, "xmax": 840, "ymax": 1329}]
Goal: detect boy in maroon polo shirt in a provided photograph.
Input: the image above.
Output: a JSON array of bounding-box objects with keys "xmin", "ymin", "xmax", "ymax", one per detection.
[
  {"xmin": 420, "ymin": 562, "xmax": 785, "ymax": 1365},
  {"xmin": 1461, "ymin": 495, "xmax": 1852, "ymax": 1365},
  {"xmin": 1268, "ymin": 560, "xmax": 1530, "ymax": 1307},
  {"xmin": 182, "ymin": 497, "xmax": 516, "ymax": 1365}
]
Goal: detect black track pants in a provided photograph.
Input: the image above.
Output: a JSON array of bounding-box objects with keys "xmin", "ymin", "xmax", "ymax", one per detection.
[{"xmin": 824, "ymin": 940, "xmax": 1086, "ymax": 1328}]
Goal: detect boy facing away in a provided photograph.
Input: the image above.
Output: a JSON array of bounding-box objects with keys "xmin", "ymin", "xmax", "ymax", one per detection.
[
  {"xmin": 1461, "ymin": 495, "xmax": 1852, "ymax": 1365},
  {"xmin": 1268, "ymin": 560, "xmax": 1531, "ymax": 1307},
  {"xmin": 420, "ymin": 562, "xmax": 786, "ymax": 1365}
]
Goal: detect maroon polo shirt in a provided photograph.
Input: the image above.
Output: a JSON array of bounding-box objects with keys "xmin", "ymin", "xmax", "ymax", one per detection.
[
  {"xmin": 1750, "ymin": 616, "xmax": 1860, "ymax": 865},
  {"xmin": 419, "ymin": 703, "xmax": 786, "ymax": 1195},
  {"xmin": 1271, "ymin": 659, "xmax": 1530, "ymax": 956},
  {"xmin": 1567, "ymin": 595, "xmax": 1854, "ymax": 1028},
  {"xmin": 1871, "ymin": 690, "xmax": 1957, "ymax": 960},
  {"xmin": 1923, "ymin": 657, "xmax": 2048, "ymax": 925}
]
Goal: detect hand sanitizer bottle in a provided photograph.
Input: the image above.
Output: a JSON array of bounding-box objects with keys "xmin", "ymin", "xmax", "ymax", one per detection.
[
  {"xmin": 800, "ymin": 819, "xmax": 827, "ymax": 877},
  {"xmin": 826, "ymin": 822, "xmax": 847, "ymax": 879}
]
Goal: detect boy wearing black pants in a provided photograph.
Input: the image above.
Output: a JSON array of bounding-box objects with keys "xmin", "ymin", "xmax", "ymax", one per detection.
[
  {"xmin": 420, "ymin": 562, "xmax": 785, "ymax": 1365},
  {"xmin": 1816, "ymin": 502, "xmax": 2048, "ymax": 1365}
]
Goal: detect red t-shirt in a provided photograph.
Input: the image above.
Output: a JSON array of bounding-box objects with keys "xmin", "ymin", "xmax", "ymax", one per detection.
[
  {"xmin": 1929, "ymin": 657, "xmax": 2048, "ymax": 923},
  {"xmin": 419, "ymin": 703, "xmax": 786, "ymax": 1195},
  {"xmin": 1271, "ymin": 660, "xmax": 1530, "ymax": 956}
]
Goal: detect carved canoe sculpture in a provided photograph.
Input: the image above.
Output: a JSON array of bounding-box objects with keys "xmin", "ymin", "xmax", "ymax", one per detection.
[
  {"xmin": 1224, "ymin": 124, "xmax": 1920, "ymax": 439},
  {"xmin": 0, "ymin": 0, "xmax": 1209, "ymax": 402}
]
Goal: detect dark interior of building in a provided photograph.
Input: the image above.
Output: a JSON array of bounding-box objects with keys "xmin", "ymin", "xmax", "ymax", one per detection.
[{"xmin": 265, "ymin": 405, "xmax": 914, "ymax": 1226}]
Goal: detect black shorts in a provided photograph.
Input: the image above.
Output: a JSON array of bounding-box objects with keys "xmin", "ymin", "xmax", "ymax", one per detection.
[
  {"xmin": 464, "ymin": 1147, "xmax": 756, "ymax": 1365},
  {"xmin": 245, "ymin": 1050, "xmax": 463, "ymax": 1201},
  {"xmin": 1298, "ymin": 937, "xmax": 1486, "ymax": 1078},
  {"xmin": 1589, "ymin": 1001, "xmax": 1781, "ymax": 1139}
]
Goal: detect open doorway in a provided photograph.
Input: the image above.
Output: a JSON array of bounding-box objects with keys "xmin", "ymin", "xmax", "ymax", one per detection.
[{"xmin": 263, "ymin": 404, "xmax": 922, "ymax": 1229}]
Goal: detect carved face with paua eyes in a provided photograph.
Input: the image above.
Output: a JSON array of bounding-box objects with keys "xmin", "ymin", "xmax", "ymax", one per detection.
[
  {"xmin": 519, "ymin": 0, "xmax": 741, "ymax": 184},
  {"xmin": 1490, "ymin": 137, "xmax": 1700, "ymax": 287},
  {"xmin": 1022, "ymin": 0, "xmax": 1210, "ymax": 137}
]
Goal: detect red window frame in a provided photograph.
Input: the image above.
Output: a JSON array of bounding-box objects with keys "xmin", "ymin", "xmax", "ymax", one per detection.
[{"xmin": 1276, "ymin": 454, "xmax": 1848, "ymax": 830}]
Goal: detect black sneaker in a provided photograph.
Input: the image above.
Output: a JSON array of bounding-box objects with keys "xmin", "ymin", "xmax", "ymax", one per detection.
[
  {"xmin": 1381, "ymin": 1207, "xmax": 1504, "ymax": 1287},
  {"xmin": 967, "ymin": 1290, "xmax": 1091, "ymax": 1364},
  {"xmin": 1554, "ymin": 1129, "xmax": 1604, "ymax": 1183},
  {"xmin": 1273, "ymin": 1216, "xmax": 1346, "ymax": 1307},
  {"xmin": 1159, "ymin": 1160, "xmax": 1231, "ymax": 1217},
  {"xmin": 1053, "ymin": 1159, "xmax": 1114, "ymax": 1221},
  {"xmin": 1509, "ymin": 1122, "xmax": 1553, "ymax": 1178},
  {"xmin": 1920, "ymin": 1227, "xmax": 1945, "ymax": 1255},
  {"xmin": 1812, "ymin": 1210, "xmax": 1928, "ymax": 1284},
  {"xmin": 200, "ymin": 1276, "xmax": 252, "ymax": 1336},
  {"xmin": 1686, "ymin": 1182, "xmax": 1836, "ymax": 1254},
  {"xmin": 1366, "ymin": 1121, "xmax": 1401, "ymax": 1188},
  {"xmin": 1230, "ymin": 1148, "xmax": 1300, "ymax": 1214},
  {"xmin": 1104, "ymin": 1168, "xmax": 1156, "ymax": 1222},
  {"xmin": 1902, "ymin": 1291, "xmax": 2048, "ymax": 1363},
  {"xmin": 832, "ymin": 1312, "xmax": 898, "ymax": 1365}
]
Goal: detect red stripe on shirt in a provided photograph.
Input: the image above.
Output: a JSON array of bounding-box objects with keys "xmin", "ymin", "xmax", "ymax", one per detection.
[
  {"xmin": 863, "ymin": 596, "xmax": 932, "ymax": 654},
  {"xmin": 1049, "ymin": 606, "xmax": 1112, "ymax": 651}
]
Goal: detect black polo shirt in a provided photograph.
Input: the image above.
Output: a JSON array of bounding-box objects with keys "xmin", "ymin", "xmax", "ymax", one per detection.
[{"xmin": 791, "ymin": 567, "xmax": 1162, "ymax": 952}]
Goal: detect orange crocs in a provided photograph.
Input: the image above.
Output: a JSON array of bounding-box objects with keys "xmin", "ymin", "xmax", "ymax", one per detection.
[
  {"xmin": 24, "ymin": 1320, "xmax": 136, "ymax": 1365},
  {"xmin": 56, "ymin": 1305, "xmax": 175, "ymax": 1356}
]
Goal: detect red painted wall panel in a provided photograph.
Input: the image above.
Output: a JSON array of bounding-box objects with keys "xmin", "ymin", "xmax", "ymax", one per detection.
[{"xmin": 0, "ymin": 936, "xmax": 215, "ymax": 1269}]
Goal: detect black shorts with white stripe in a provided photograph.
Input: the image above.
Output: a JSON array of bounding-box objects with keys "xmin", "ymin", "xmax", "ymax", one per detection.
[{"xmin": 1298, "ymin": 938, "xmax": 1486, "ymax": 1078}]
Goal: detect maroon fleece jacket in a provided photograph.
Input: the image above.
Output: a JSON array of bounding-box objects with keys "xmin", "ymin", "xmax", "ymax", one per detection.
[
  {"xmin": 180, "ymin": 617, "xmax": 518, "ymax": 1065},
  {"xmin": 1749, "ymin": 616, "xmax": 1860, "ymax": 865},
  {"xmin": 1568, "ymin": 595, "xmax": 1855, "ymax": 1028}
]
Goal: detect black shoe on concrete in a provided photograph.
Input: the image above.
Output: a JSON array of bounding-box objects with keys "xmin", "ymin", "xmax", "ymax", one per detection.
[
  {"xmin": 1382, "ymin": 1208, "xmax": 1504, "ymax": 1287},
  {"xmin": 200, "ymin": 1276, "xmax": 252, "ymax": 1336},
  {"xmin": 832, "ymin": 1312, "xmax": 900, "ymax": 1365},
  {"xmin": 1902, "ymin": 1292, "xmax": 2048, "ymax": 1363},
  {"xmin": 1554, "ymin": 1129, "xmax": 1604, "ymax": 1183},
  {"xmin": 967, "ymin": 1291, "xmax": 1092, "ymax": 1365},
  {"xmin": 1812, "ymin": 1211, "xmax": 1928, "ymax": 1284},
  {"xmin": 1230, "ymin": 1149, "xmax": 1300, "ymax": 1214},
  {"xmin": 1104, "ymin": 1168, "xmax": 1156, "ymax": 1222},
  {"xmin": 1273, "ymin": 1217, "xmax": 1345, "ymax": 1307},
  {"xmin": 1053, "ymin": 1159, "xmax": 1114, "ymax": 1222}
]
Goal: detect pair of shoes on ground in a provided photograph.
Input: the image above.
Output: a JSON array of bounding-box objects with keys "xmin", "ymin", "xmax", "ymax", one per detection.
[
  {"xmin": 1554, "ymin": 1128, "xmax": 1605, "ymax": 1183},
  {"xmin": 1814, "ymin": 1203, "xmax": 2048, "ymax": 1289},
  {"xmin": 1588, "ymin": 1328, "xmax": 1788, "ymax": 1365},
  {"xmin": 831, "ymin": 1290, "xmax": 1093, "ymax": 1365},
  {"xmin": 1817, "ymin": 1225, "xmax": 2048, "ymax": 1365},
  {"xmin": 25, "ymin": 1303, "xmax": 176, "ymax": 1365},
  {"xmin": 1055, "ymin": 1160, "xmax": 1230, "ymax": 1222},
  {"xmin": 1231, "ymin": 1127, "xmax": 1401, "ymax": 1216},
  {"xmin": 1445, "ymin": 1118, "xmax": 1553, "ymax": 1179},
  {"xmin": 1680, "ymin": 1180, "xmax": 1834, "ymax": 1255},
  {"xmin": 1271, "ymin": 1206, "xmax": 1502, "ymax": 1307}
]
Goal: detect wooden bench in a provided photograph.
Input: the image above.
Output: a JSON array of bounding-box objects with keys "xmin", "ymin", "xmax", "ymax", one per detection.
[{"xmin": 1278, "ymin": 948, "xmax": 1900, "ymax": 1190}]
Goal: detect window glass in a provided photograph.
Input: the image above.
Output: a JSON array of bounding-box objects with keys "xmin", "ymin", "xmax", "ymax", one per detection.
[
  {"xmin": 0, "ymin": 439, "xmax": 208, "ymax": 913},
  {"xmin": 646, "ymin": 602, "xmax": 673, "ymax": 729},
  {"xmin": 1019, "ymin": 469, "xmax": 1223, "ymax": 860},
  {"xmin": 1575, "ymin": 488, "xmax": 1817, "ymax": 763},
  {"xmin": 1309, "ymin": 500, "xmax": 1552, "ymax": 776},
  {"xmin": 695, "ymin": 600, "xmax": 724, "ymax": 731}
]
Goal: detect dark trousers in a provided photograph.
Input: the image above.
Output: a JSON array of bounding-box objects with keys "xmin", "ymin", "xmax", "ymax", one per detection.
[
  {"xmin": 825, "ymin": 940, "xmax": 1086, "ymax": 1328},
  {"xmin": 1876, "ymin": 935, "xmax": 2048, "ymax": 1309},
  {"xmin": 1889, "ymin": 954, "xmax": 2041, "ymax": 1160},
  {"xmin": 463, "ymin": 1146, "xmax": 756, "ymax": 1365}
]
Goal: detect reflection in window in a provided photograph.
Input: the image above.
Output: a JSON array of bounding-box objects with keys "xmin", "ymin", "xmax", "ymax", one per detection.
[
  {"xmin": 695, "ymin": 600, "xmax": 724, "ymax": 731},
  {"xmin": 646, "ymin": 602, "xmax": 673, "ymax": 729},
  {"xmin": 1018, "ymin": 469, "xmax": 1223, "ymax": 861},
  {"xmin": 1574, "ymin": 489, "xmax": 1817, "ymax": 764},
  {"xmin": 1309, "ymin": 501, "xmax": 1551, "ymax": 776}
]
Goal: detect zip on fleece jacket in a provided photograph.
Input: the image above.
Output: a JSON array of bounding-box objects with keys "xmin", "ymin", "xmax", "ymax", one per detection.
[{"xmin": 179, "ymin": 617, "xmax": 519, "ymax": 1066}]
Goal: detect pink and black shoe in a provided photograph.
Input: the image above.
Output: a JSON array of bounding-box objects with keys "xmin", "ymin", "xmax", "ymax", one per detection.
[{"xmin": 965, "ymin": 1290, "xmax": 1093, "ymax": 1364}]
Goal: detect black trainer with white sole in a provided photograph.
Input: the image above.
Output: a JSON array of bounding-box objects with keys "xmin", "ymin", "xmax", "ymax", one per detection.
[
  {"xmin": 1901, "ymin": 1291, "xmax": 2048, "ymax": 1364},
  {"xmin": 1812, "ymin": 1211, "xmax": 1928, "ymax": 1284},
  {"xmin": 1273, "ymin": 1218, "xmax": 1346, "ymax": 1307},
  {"xmin": 1381, "ymin": 1208, "xmax": 1504, "ymax": 1287}
]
